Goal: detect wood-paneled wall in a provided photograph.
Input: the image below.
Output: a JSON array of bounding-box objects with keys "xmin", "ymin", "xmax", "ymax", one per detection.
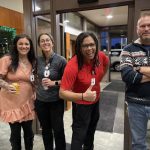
[{"xmin": 0, "ymin": 6, "xmax": 24, "ymax": 34}]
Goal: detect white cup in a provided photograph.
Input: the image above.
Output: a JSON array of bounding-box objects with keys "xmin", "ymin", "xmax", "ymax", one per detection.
[{"xmin": 42, "ymin": 78, "xmax": 48, "ymax": 90}]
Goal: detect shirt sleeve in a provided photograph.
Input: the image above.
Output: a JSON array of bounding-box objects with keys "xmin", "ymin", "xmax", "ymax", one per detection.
[
  {"xmin": 120, "ymin": 47, "xmax": 142, "ymax": 85},
  {"xmin": 0, "ymin": 55, "xmax": 11, "ymax": 76},
  {"xmin": 60, "ymin": 61, "xmax": 78, "ymax": 90}
]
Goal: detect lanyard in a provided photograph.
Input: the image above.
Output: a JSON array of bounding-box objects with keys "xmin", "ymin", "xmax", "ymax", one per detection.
[
  {"xmin": 30, "ymin": 69, "xmax": 35, "ymax": 82},
  {"xmin": 43, "ymin": 53, "xmax": 55, "ymax": 77},
  {"xmin": 91, "ymin": 70, "xmax": 96, "ymax": 86},
  {"xmin": 44, "ymin": 63, "xmax": 50, "ymax": 77}
]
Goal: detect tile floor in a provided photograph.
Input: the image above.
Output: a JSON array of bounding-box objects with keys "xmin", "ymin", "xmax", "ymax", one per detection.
[{"xmin": 0, "ymin": 105, "xmax": 124, "ymax": 150}]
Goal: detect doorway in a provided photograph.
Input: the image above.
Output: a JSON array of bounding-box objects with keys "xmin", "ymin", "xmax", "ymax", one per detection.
[{"xmin": 62, "ymin": 6, "xmax": 128, "ymax": 82}]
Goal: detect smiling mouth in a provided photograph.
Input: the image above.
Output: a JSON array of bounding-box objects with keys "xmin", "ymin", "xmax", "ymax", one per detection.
[
  {"xmin": 87, "ymin": 53, "xmax": 94, "ymax": 58},
  {"xmin": 142, "ymin": 33, "xmax": 150, "ymax": 35}
]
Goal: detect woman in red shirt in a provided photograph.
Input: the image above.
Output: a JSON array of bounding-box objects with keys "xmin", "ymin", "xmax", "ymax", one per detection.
[{"xmin": 59, "ymin": 32, "xmax": 109, "ymax": 150}]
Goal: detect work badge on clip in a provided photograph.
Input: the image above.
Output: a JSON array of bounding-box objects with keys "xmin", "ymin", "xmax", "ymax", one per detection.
[
  {"xmin": 44, "ymin": 66, "xmax": 50, "ymax": 77},
  {"xmin": 30, "ymin": 74, "xmax": 35, "ymax": 82},
  {"xmin": 91, "ymin": 78, "xmax": 95, "ymax": 86}
]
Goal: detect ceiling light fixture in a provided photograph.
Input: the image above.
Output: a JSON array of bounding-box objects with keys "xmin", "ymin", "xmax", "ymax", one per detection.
[{"xmin": 106, "ymin": 15, "xmax": 113, "ymax": 19}]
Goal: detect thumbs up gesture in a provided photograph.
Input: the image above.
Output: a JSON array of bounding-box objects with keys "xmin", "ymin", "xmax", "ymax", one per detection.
[{"xmin": 83, "ymin": 85, "xmax": 96, "ymax": 101}]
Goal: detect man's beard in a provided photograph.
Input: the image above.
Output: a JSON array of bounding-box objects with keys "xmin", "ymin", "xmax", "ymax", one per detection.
[{"xmin": 140, "ymin": 35, "xmax": 150, "ymax": 44}]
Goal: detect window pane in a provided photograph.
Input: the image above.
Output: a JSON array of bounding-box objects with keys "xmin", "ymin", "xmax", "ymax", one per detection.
[
  {"xmin": 35, "ymin": 16, "xmax": 51, "ymax": 56},
  {"xmin": 87, "ymin": 21, "xmax": 96, "ymax": 33},
  {"xmin": 66, "ymin": 13, "xmax": 82, "ymax": 30}
]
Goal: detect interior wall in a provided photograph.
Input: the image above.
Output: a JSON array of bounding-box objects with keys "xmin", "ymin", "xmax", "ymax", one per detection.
[
  {"xmin": 0, "ymin": 0, "xmax": 23, "ymax": 13},
  {"xmin": 0, "ymin": 6, "xmax": 24, "ymax": 34}
]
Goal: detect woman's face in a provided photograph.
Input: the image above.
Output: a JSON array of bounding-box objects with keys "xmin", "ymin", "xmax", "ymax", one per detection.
[
  {"xmin": 39, "ymin": 34, "xmax": 53, "ymax": 53},
  {"xmin": 17, "ymin": 37, "xmax": 30, "ymax": 56},
  {"xmin": 81, "ymin": 36, "xmax": 96, "ymax": 62}
]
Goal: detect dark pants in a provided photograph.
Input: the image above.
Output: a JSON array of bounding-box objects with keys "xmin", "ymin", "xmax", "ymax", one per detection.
[
  {"xmin": 9, "ymin": 120, "xmax": 34, "ymax": 150},
  {"xmin": 71, "ymin": 101, "xmax": 100, "ymax": 150},
  {"xmin": 35, "ymin": 100, "xmax": 66, "ymax": 150}
]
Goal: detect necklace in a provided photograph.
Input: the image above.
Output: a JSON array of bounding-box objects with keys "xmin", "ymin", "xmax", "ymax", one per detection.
[{"xmin": 19, "ymin": 61, "xmax": 29, "ymax": 70}]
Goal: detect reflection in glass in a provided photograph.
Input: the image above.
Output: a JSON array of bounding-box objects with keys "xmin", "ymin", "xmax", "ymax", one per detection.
[
  {"xmin": 33, "ymin": 0, "xmax": 50, "ymax": 12},
  {"xmin": 65, "ymin": 13, "xmax": 82, "ymax": 30},
  {"xmin": 0, "ymin": 26, "xmax": 16, "ymax": 58},
  {"xmin": 36, "ymin": 16, "xmax": 51, "ymax": 56},
  {"xmin": 87, "ymin": 21, "xmax": 96, "ymax": 33}
]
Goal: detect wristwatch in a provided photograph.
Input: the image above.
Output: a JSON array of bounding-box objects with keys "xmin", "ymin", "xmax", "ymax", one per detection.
[
  {"xmin": 135, "ymin": 66, "xmax": 140, "ymax": 71},
  {"xmin": 55, "ymin": 81, "xmax": 59, "ymax": 85}
]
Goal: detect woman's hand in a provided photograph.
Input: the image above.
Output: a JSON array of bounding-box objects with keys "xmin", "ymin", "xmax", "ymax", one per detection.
[
  {"xmin": 0, "ymin": 79, "xmax": 17, "ymax": 94},
  {"xmin": 42, "ymin": 78, "xmax": 54, "ymax": 87},
  {"xmin": 6, "ymin": 84, "xmax": 17, "ymax": 94},
  {"xmin": 83, "ymin": 85, "xmax": 96, "ymax": 101}
]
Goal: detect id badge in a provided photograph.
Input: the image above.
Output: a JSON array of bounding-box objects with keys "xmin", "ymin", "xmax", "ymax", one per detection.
[
  {"xmin": 30, "ymin": 74, "xmax": 35, "ymax": 82},
  {"xmin": 91, "ymin": 78, "xmax": 95, "ymax": 86},
  {"xmin": 44, "ymin": 70, "xmax": 50, "ymax": 77}
]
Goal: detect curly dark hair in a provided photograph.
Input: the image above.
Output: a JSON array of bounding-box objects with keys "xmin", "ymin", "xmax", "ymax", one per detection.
[
  {"xmin": 75, "ymin": 32, "xmax": 100, "ymax": 71},
  {"xmin": 9, "ymin": 34, "xmax": 36, "ymax": 72}
]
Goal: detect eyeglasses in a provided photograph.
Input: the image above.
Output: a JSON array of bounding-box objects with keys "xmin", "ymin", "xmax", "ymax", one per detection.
[
  {"xmin": 81, "ymin": 43, "xmax": 96, "ymax": 49},
  {"xmin": 40, "ymin": 38, "xmax": 51, "ymax": 44}
]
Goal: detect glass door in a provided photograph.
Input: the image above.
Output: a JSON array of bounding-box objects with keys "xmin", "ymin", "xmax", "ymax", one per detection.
[{"xmin": 34, "ymin": 15, "xmax": 51, "ymax": 56}]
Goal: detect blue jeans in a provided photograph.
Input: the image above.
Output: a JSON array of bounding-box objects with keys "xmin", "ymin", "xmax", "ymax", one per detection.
[{"xmin": 128, "ymin": 103, "xmax": 150, "ymax": 150}]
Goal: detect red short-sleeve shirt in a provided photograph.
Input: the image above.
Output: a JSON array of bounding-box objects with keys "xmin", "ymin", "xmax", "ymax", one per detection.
[{"xmin": 61, "ymin": 51, "xmax": 109, "ymax": 105}]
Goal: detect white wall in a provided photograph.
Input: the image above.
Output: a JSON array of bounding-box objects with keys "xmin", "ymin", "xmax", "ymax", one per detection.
[
  {"xmin": 0, "ymin": 0, "xmax": 23, "ymax": 13},
  {"xmin": 65, "ymin": 25, "xmax": 82, "ymax": 36}
]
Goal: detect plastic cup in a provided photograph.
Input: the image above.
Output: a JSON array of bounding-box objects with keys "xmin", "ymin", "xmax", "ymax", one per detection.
[
  {"xmin": 42, "ymin": 78, "xmax": 48, "ymax": 90},
  {"xmin": 12, "ymin": 83, "xmax": 20, "ymax": 94}
]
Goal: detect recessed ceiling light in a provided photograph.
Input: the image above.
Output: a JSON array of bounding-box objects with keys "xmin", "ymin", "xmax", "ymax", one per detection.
[{"xmin": 106, "ymin": 15, "xmax": 113, "ymax": 19}]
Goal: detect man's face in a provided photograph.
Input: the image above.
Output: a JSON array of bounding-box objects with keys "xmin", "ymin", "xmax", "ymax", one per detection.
[{"xmin": 137, "ymin": 16, "xmax": 150, "ymax": 44}]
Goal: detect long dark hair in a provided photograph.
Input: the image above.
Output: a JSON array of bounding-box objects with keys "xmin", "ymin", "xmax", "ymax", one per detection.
[
  {"xmin": 9, "ymin": 34, "xmax": 36, "ymax": 72},
  {"xmin": 75, "ymin": 32, "xmax": 100, "ymax": 70}
]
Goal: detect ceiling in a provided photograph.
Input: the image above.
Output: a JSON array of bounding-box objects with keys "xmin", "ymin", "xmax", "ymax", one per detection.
[
  {"xmin": 77, "ymin": 5, "xmax": 128, "ymax": 37},
  {"xmin": 79, "ymin": 6, "xmax": 128, "ymax": 27},
  {"xmin": 0, "ymin": 1, "xmax": 128, "ymax": 37}
]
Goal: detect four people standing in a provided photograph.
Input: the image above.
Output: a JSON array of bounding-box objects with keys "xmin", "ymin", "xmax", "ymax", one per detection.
[
  {"xmin": 120, "ymin": 12, "xmax": 150, "ymax": 150},
  {"xmin": 35, "ymin": 33, "xmax": 67, "ymax": 150},
  {"xmin": 2, "ymin": 28, "xmax": 146, "ymax": 149},
  {"xmin": 0, "ymin": 34, "xmax": 36, "ymax": 150},
  {"xmin": 59, "ymin": 32, "xmax": 109, "ymax": 150}
]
